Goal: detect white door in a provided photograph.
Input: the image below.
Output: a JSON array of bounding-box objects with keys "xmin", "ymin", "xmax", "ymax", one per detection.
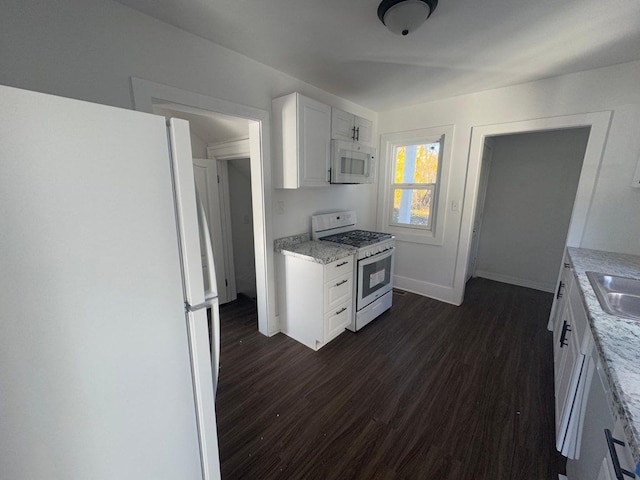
[
  {"xmin": 0, "ymin": 85, "xmax": 218, "ymax": 479},
  {"xmin": 467, "ymin": 141, "xmax": 493, "ymax": 281},
  {"xmin": 193, "ymin": 158, "xmax": 231, "ymax": 303}
]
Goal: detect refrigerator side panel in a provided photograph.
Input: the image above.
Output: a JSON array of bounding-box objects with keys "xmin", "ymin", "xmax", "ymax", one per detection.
[{"xmin": 0, "ymin": 85, "xmax": 203, "ymax": 479}]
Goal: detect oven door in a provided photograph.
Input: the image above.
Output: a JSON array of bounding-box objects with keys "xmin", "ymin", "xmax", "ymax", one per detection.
[{"xmin": 357, "ymin": 248, "xmax": 394, "ymax": 311}]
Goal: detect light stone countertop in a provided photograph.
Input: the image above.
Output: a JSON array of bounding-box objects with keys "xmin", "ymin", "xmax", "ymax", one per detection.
[
  {"xmin": 274, "ymin": 234, "xmax": 356, "ymax": 265},
  {"xmin": 567, "ymin": 247, "xmax": 640, "ymax": 468}
]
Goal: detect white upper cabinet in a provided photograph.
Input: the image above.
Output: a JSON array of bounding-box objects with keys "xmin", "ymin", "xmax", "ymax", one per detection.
[
  {"xmin": 331, "ymin": 107, "xmax": 373, "ymax": 146},
  {"xmin": 272, "ymin": 92, "xmax": 331, "ymax": 189}
]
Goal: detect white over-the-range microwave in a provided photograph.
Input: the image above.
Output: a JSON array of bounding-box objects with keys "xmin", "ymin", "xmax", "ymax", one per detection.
[{"xmin": 330, "ymin": 139, "xmax": 376, "ymax": 184}]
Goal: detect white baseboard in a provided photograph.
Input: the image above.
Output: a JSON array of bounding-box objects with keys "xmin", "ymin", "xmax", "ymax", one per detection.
[
  {"xmin": 558, "ymin": 475, "xmax": 568, "ymax": 480},
  {"xmin": 393, "ymin": 275, "xmax": 461, "ymax": 306},
  {"xmin": 474, "ymin": 270, "xmax": 555, "ymax": 293}
]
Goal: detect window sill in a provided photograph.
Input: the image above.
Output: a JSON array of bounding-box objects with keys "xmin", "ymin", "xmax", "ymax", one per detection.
[{"xmin": 384, "ymin": 226, "xmax": 444, "ymax": 246}]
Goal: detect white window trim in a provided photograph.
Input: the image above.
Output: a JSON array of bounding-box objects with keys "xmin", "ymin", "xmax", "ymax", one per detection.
[{"xmin": 377, "ymin": 125, "xmax": 454, "ymax": 245}]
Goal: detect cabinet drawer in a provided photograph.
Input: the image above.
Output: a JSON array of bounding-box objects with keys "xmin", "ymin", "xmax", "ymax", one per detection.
[
  {"xmin": 324, "ymin": 301, "xmax": 351, "ymax": 343},
  {"xmin": 324, "ymin": 256, "xmax": 353, "ymax": 282},
  {"xmin": 324, "ymin": 272, "xmax": 352, "ymax": 310}
]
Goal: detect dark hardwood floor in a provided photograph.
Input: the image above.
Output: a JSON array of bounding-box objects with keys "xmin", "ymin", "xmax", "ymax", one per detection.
[{"xmin": 216, "ymin": 278, "xmax": 562, "ymax": 479}]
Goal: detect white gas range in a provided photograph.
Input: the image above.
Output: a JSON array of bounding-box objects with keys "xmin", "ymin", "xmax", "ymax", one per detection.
[{"xmin": 312, "ymin": 211, "xmax": 395, "ymax": 331}]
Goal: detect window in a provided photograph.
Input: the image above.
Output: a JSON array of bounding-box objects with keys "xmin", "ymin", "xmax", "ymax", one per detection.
[
  {"xmin": 378, "ymin": 126, "xmax": 453, "ymax": 245},
  {"xmin": 390, "ymin": 141, "xmax": 441, "ymax": 230}
]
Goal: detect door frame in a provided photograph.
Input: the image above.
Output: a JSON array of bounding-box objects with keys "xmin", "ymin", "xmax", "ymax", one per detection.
[
  {"xmin": 193, "ymin": 157, "xmax": 235, "ymax": 304},
  {"xmin": 131, "ymin": 78, "xmax": 276, "ymax": 336},
  {"xmin": 455, "ymin": 111, "xmax": 612, "ymax": 304},
  {"xmin": 466, "ymin": 140, "xmax": 493, "ymax": 281},
  {"xmin": 207, "ymin": 139, "xmax": 252, "ymax": 304}
]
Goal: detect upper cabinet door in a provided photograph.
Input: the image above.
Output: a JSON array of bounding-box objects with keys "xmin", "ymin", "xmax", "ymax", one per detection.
[
  {"xmin": 298, "ymin": 96, "xmax": 331, "ymax": 187},
  {"xmin": 272, "ymin": 92, "xmax": 331, "ymax": 189},
  {"xmin": 331, "ymin": 107, "xmax": 356, "ymax": 142},
  {"xmin": 331, "ymin": 107, "xmax": 373, "ymax": 146},
  {"xmin": 354, "ymin": 116, "xmax": 373, "ymax": 145}
]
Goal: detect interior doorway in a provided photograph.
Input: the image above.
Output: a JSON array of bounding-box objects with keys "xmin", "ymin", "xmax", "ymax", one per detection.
[
  {"xmin": 455, "ymin": 111, "xmax": 612, "ymax": 305},
  {"xmin": 466, "ymin": 128, "xmax": 590, "ymax": 292},
  {"xmin": 131, "ymin": 78, "xmax": 276, "ymax": 336},
  {"xmin": 153, "ymin": 105, "xmax": 257, "ymax": 308}
]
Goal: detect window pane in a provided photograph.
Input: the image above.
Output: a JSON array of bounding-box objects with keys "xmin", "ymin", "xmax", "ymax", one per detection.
[
  {"xmin": 392, "ymin": 187, "xmax": 434, "ymax": 228},
  {"xmin": 394, "ymin": 143, "xmax": 440, "ymax": 184}
]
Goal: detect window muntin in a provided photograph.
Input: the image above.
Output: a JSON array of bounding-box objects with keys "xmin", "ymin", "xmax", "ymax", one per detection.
[{"xmin": 390, "ymin": 141, "xmax": 441, "ymax": 231}]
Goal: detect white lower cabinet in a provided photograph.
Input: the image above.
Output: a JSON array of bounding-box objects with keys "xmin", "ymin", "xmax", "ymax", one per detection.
[
  {"xmin": 553, "ymin": 265, "xmax": 637, "ymax": 479},
  {"xmin": 553, "ymin": 269, "xmax": 592, "ymax": 459},
  {"xmin": 279, "ymin": 254, "xmax": 354, "ymax": 350},
  {"xmin": 567, "ymin": 347, "xmax": 637, "ymax": 480}
]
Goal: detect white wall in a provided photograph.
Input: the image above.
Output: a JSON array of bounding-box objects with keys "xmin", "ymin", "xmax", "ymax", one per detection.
[
  {"xmin": 0, "ymin": 0, "xmax": 378, "ymax": 240},
  {"xmin": 474, "ymin": 128, "xmax": 590, "ymax": 292},
  {"xmin": 189, "ymin": 132, "xmax": 208, "ymax": 159},
  {"xmin": 227, "ymin": 158, "xmax": 257, "ymax": 299},
  {"xmin": 378, "ymin": 61, "xmax": 640, "ymax": 304}
]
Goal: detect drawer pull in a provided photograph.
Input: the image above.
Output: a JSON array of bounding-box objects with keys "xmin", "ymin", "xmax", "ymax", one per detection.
[
  {"xmin": 604, "ymin": 429, "xmax": 636, "ymax": 479},
  {"xmin": 335, "ymin": 307, "xmax": 347, "ymax": 315},
  {"xmin": 564, "ymin": 262, "xmax": 571, "ymax": 268},
  {"xmin": 336, "ymin": 261, "xmax": 349, "ymax": 267},
  {"xmin": 559, "ymin": 320, "xmax": 571, "ymax": 348},
  {"xmin": 556, "ymin": 281, "xmax": 565, "ymax": 299},
  {"xmin": 336, "ymin": 279, "xmax": 348, "ymax": 287}
]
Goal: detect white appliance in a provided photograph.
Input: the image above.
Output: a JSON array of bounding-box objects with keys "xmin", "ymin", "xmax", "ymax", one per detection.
[
  {"xmin": 0, "ymin": 85, "xmax": 221, "ymax": 480},
  {"xmin": 330, "ymin": 139, "xmax": 376, "ymax": 184},
  {"xmin": 312, "ymin": 211, "xmax": 395, "ymax": 331}
]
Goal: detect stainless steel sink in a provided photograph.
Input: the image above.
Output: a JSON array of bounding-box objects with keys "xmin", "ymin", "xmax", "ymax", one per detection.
[{"xmin": 586, "ymin": 271, "xmax": 640, "ymax": 320}]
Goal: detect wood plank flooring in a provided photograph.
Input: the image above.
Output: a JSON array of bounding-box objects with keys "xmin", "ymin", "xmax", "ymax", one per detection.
[{"xmin": 216, "ymin": 278, "xmax": 562, "ymax": 479}]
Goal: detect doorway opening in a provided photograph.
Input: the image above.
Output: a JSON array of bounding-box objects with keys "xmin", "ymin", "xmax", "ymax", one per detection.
[
  {"xmin": 154, "ymin": 105, "xmax": 257, "ymax": 306},
  {"xmin": 131, "ymin": 78, "xmax": 276, "ymax": 337},
  {"xmin": 455, "ymin": 111, "xmax": 612, "ymax": 305},
  {"xmin": 466, "ymin": 127, "xmax": 591, "ymax": 293}
]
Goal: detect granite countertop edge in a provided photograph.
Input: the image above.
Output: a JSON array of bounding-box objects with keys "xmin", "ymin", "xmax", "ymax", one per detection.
[
  {"xmin": 274, "ymin": 234, "xmax": 356, "ymax": 265},
  {"xmin": 566, "ymin": 247, "xmax": 640, "ymax": 467}
]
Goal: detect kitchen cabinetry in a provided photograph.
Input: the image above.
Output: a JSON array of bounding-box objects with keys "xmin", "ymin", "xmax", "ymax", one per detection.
[
  {"xmin": 553, "ymin": 265, "xmax": 593, "ymax": 458},
  {"xmin": 567, "ymin": 346, "xmax": 637, "ymax": 480},
  {"xmin": 272, "ymin": 92, "xmax": 331, "ymax": 188},
  {"xmin": 280, "ymin": 254, "xmax": 354, "ymax": 350},
  {"xmin": 331, "ymin": 107, "xmax": 373, "ymax": 146},
  {"xmin": 550, "ymin": 252, "xmax": 573, "ymax": 344}
]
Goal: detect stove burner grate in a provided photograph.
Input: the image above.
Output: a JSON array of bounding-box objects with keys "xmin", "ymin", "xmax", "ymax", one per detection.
[{"xmin": 320, "ymin": 229, "xmax": 393, "ymax": 248}]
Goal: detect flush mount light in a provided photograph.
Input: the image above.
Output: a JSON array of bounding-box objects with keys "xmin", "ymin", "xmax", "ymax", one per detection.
[{"xmin": 377, "ymin": 0, "xmax": 438, "ymax": 36}]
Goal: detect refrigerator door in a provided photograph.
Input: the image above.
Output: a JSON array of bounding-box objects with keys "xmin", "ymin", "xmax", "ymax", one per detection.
[
  {"xmin": 168, "ymin": 118, "xmax": 215, "ymax": 307},
  {"xmin": 168, "ymin": 118, "xmax": 221, "ymax": 479},
  {"xmin": 186, "ymin": 305, "xmax": 221, "ymax": 479},
  {"xmin": 0, "ymin": 85, "xmax": 215, "ymax": 479}
]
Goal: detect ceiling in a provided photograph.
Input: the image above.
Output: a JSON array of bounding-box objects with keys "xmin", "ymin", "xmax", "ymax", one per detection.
[{"xmin": 116, "ymin": 0, "xmax": 640, "ymax": 111}]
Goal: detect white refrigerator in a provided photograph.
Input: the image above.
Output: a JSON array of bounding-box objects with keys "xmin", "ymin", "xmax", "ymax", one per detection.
[{"xmin": 0, "ymin": 84, "xmax": 222, "ymax": 479}]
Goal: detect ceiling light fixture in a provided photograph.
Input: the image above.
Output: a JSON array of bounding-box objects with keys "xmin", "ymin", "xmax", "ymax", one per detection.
[{"xmin": 377, "ymin": 0, "xmax": 438, "ymax": 36}]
